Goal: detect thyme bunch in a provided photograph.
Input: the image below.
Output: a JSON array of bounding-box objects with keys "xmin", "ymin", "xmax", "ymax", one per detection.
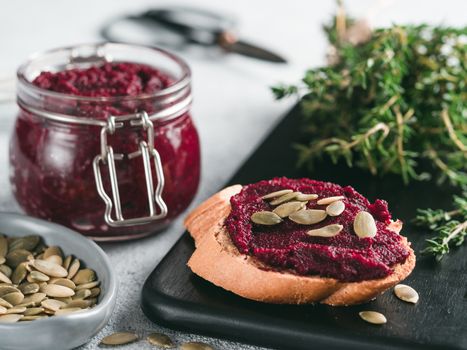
[{"xmin": 273, "ymin": 5, "xmax": 467, "ymax": 258}]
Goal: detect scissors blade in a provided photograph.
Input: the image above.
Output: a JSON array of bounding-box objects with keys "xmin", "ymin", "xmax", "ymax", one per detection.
[{"xmin": 221, "ymin": 39, "xmax": 287, "ymax": 63}]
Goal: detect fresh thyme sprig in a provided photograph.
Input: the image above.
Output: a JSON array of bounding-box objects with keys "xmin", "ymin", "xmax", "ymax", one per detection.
[{"xmin": 272, "ymin": 4, "xmax": 467, "ymax": 258}]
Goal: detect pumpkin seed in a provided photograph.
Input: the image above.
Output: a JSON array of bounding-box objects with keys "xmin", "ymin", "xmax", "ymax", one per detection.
[
  {"xmin": 75, "ymin": 281, "xmax": 99, "ymax": 290},
  {"xmin": 72, "ymin": 269, "xmax": 96, "ymax": 285},
  {"xmin": 63, "ymin": 299, "xmax": 92, "ymax": 309},
  {"xmin": 42, "ymin": 284, "xmax": 75, "ymax": 298},
  {"xmin": 43, "ymin": 246, "xmax": 62, "ymax": 259},
  {"xmin": 295, "ymin": 193, "xmax": 319, "ymax": 201},
  {"xmin": 11, "ymin": 263, "xmax": 28, "ymax": 285},
  {"xmin": 0, "ymin": 271, "xmax": 12, "ymax": 284},
  {"xmin": 251, "ymin": 211, "xmax": 282, "ymax": 225},
  {"xmin": 89, "ymin": 287, "xmax": 101, "ymax": 298},
  {"xmin": 50, "ymin": 278, "xmax": 76, "ymax": 290},
  {"xmin": 32, "ymin": 259, "xmax": 68, "ymax": 278},
  {"xmin": 20, "ymin": 315, "xmax": 47, "ymax": 321},
  {"xmin": 181, "ymin": 342, "xmax": 214, "ymax": 350},
  {"xmin": 2, "ymin": 292, "xmax": 24, "ymax": 306},
  {"xmin": 100, "ymin": 332, "xmax": 139, "ymax": 345},
  {"xmin": 18, "ymin": 293, "xmax": 46, "ymax": 307},
  {"xmin": 307, "ymin": 224, "xmax": 343, "ymax": 237},
  {"xmin": 359, "ymin": 311, "xmax": 387, "ymax": 325},
  {"xmin": 0, "ymin": 298, "xmax": 13, "ymax": 308},
  {"xmin": 394, "ymin": 284, "xmax": 419, "ymax": 304},
  {"xmin": 0, "ymin": 285, "xmax": 19, "ymax": 297},
  {"xmin": 45, "ymin": 255, "xmax": 63, "ymax": 266},
  {"xmin": 9, "ymin": 236, "xmax": 40, "ymax": 252},
  {"xmin": 270, "ymin": 192, "xmax": 300, "ymax": 205},
  {"xmin": 41, "ymin": 299, "xmax": 66, "ymax": 312},
  {"xmin": 7, "ymin": 249, "xmax": 34, "ymax": 268},
  {"xmin": 0, "ymin": 264, "xmax": 12, "ymax": 278},
  {"xmin": 6, "ymin": 306, "xmax": 26, "ymax": 314},
  {"xmin": 317, "ymin": 196, "xmax": 345, "ymax": 205},
  {"xmin": 23, "ymin": 307, "xmax": 45, "ymax": 316},
  {"xmin": 29, "ymin": 270, "xmax": 50, "ymax": 282},
  {"xmin": 326, "ymin": 200, "xmax": 345, "ymax": 216},
  {"xmin": 63, "ymin": 255, "xmax": 72, "ymax": 270},
  {"xmin": 353, "ymin": 211, "xmax": 377, "ymax": 238},
  {"xmin": 67, "ymin": 259, "xmax": 80, "ymax": 279},
  {"xmin": 289, "ymin": 209, "xmax": 327, "ymax": 225},
  {"xmin": 0, "ymin": 314, "xmax": 23, "ymax": 323},
  {"xmin": 19, "ymin": 282, "xmax": 40, "ymax": 295},
  {"xmin": 55, "ymin": 308, "xmax": 83, "ymax": 315},
  {"xmin": 0, "ymin": 236, "xmax": 7, "ymax": 257},
  {"xmin": 273, "ymin": 201, "xmax": 306, "ymax": 218},
  {"xmin": 261, "ymin": 189, "xmax": 293, "ymax": 200},
  {"xmin": 54, "ymin": 296, "xmax": 72, "ymax": 303},
  {"xmin": 73, "ymin": 289, "xmax": 91, "ymax": 300},
  {"xmin": 147, "ymin": 332, "xmax": 175, "ymax": 348}
]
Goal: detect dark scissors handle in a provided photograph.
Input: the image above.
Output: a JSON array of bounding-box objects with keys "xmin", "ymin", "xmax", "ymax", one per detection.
[{"xmin": 139, "ymin": 7, "xmax": 236, "ymax": 46}]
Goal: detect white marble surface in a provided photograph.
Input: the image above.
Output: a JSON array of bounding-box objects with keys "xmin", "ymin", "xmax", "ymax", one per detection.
[{"xmin": 0, "ymin": 1, "xmax": 465, "ymax": 349}]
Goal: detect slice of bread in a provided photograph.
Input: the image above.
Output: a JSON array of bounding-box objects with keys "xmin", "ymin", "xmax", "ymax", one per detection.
[{"xmin": 185, "ymin": 185, "xmax": 416, "ymax": 306}]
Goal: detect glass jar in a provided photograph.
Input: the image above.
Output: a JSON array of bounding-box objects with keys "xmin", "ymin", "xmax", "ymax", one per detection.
[{"xmin": 10, "ymin": 43, "xmax": 200, "ymax": 241}]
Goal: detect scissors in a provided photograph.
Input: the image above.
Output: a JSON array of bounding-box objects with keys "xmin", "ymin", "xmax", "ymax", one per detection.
[{"xmin": 101, "ymin": 6, "xmax": 287, "ymax": 64}]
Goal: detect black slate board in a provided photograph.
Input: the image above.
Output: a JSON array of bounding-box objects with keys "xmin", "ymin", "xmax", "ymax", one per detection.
[{"xmin": 141, "ymin": 105, "xmax": 467, "ymax": 350}]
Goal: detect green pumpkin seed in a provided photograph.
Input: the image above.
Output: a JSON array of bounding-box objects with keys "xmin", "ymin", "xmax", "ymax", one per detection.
[
  {"xmin": 67, "ymin": 259, "xmax": 80, "ymax": 279},
  {"xmin": 89, "ymin": 287, "xmax": 101, "ymax": 298},
  {"xmin": 0, "ymin": 314, "xmax": 23, "ymax": 323},
  {"xmin": 8, "ymin": 235, "xmax": 40, "ymax": 252},
  {"xmin": 147, "ymin": 332, "xmax": 175, "ymax": 348},
  {"xmin": 307, "ymin": 224, "xmax": 343, "ymax": 237},
  {"xmin": 272, "ymin": 201, "xmax": 306, "ymax": 218},
  {"xmin": 20, "ymin": 315, "xmax": 47, "ymax": 321},
  {"xmin": 317, "ymin": 196, "xmax": 345, "ymax": 205},
  {"xmin": 289, "ymin": 209, "xmax": 327, "ymax": 225},
  {"xmin": 0, "ymin": 298, "xmax": 13, "ymax": 308},
  {"xmin": 295, "ymin": 193, "xmax": 319, "ymax": 201},
  {"xmin": 6, "ymin": 306, "xmax": 26, "ymax": 314},
  {"xmin": 73, "ymin": 289, "xmax": 91, "ymax": 300},
  {"xmin": 63, "ymin": 299, "xmax": 91, "ymax": 309},
  {"xmin": 75, "ymin": 281, "xmax": 99, "ymax": 290},
  {"xmin": 6, "ymin": 249, "xmax": 33, "ymax": 268},
  {"xmin": 11, "ymin": 263, "xmax": 28, "ymax": 285},
  {"xmin": 100, "ymin": 332, "xmax": 139, "ymax": 345},
  {"xmin": 41, "ymin": 299, "xmax": 66, "ymax": 312},
  {"xmin": 42, "ymin": 284, "xmax": 75, "ymax": 298},
  {"xmin": 62, "ymin": 255, "xmax": 72, "ymax": 270},
  {"xmin": 270, "ymin": 192, "xmax": 300, "ymax": 205},
  {"xmin": 251, "ymin": 211, "xmax": 282, "ymax": 225},
  {"xmin": 43, "ymin": 246, "xmax": 62, "ymax": 259},
  {"xmin": 0, "ymin": 285, "xmax": 19, "ymax": 297},
  {"xmin": 29, "ymin": 270, "xmax": 50, "ymax": 282},
  {"xmin": 0, "ymin": 264, "xmax": 12, "ymax": 278},
  {"xmin": 0, "ymin": 236, "xmax": 7, "ymax": 257},
  {"xmin": 49, "ymin": 278, "xmax": 76, "ymax": 290},
  {"xmin": 359, "ymin": 311, "xmax": 387, "ymax": 325},
  {"xmin": 261, "ymin": 189, "xmax": 293, "ymax": 200},
  {"xmin": 2, "ymin": 292, "xmax": 24, "ymax": 306},
  {"xmin": 23, "ymin": 307, "xmax": 45, "ymax": 316},
  {"xmin": 72, "ymin": 269, "xmax": 96, "ymax": 285},
  {"xmin": 180, "ymin": 342, "xmax": 214, "ymax": 350},
  {"xmin": 0, "ymin": 271, "xmax": 12, "ymax": 284},
  {"xmin": 32, "ymin": 259, "xmax": 68, "ymax": 278},
  {"xmin": 45, "ymin": 255, "xmax": 63, "ymax": 266},
  {"xmin": 19, "ymin": 282, "xmax": 40, "ymax": 295},
  {"xmin": 18, "ymin": 293, "xmax": 46, "ymax": 307}
]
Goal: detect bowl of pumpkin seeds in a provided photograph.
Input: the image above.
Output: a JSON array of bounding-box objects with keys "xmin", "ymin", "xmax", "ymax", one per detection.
[{"xmin": 0, "ymin": 212, "xmax": 117, "ymax": 350}]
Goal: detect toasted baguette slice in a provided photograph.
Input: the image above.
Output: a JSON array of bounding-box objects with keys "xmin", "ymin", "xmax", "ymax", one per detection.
[{"xmin": 185, "ymin": 185, "xmax": 416, "ymax": 306}]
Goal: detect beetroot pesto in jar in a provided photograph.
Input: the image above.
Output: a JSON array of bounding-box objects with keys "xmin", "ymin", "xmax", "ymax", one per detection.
[{"xmin": 10, "ymin": 43, "xmax": 200, "ymax": 240}]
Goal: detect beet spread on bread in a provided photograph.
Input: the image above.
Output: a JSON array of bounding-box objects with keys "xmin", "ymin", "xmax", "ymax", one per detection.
[{"xmin": 185, "ymin": 177, "xmax": 415, "ymax": 306}]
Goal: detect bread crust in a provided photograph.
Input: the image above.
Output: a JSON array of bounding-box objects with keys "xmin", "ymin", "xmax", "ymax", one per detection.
[{"xmin": 185, "ymin": 186, "xmax": 416, "ymax": 306}]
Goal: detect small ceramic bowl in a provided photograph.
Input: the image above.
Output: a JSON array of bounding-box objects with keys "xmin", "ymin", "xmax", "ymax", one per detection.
[{"xmin": 0, "ymin": 212, "xmax": 117, "ymax": 350}]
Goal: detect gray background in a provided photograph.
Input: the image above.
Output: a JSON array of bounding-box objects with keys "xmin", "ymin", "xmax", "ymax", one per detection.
[{"xmin": 0, "ymin": 1, "xmax": 465, "ymax": 348}]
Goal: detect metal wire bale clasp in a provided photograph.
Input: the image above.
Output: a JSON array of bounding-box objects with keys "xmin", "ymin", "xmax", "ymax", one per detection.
[{"xmin": 93, "ymin": 111, "xmax": 168, "ymax": 227}]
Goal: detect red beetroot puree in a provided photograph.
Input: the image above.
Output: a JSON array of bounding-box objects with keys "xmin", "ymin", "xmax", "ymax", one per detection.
[
  {"xmin": 225, "ymin": 178, "xmax": 410, "ymax": 282},
  {"xmin": 11, "ymin": 61, "xmax": 200, "ymax": 238}
]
